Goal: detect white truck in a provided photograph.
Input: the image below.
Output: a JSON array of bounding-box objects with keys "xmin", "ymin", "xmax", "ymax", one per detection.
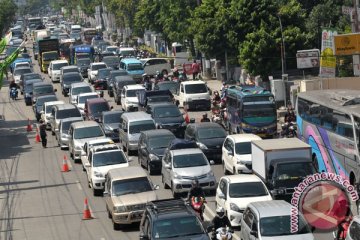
[
  {"xmin": 251, "ymin": 138, "xmax": 316, "ymax": 201},
  {"xmin": 173, "ymin": 80, "xmax": 211, "ymax": 111},
  {"xmin": 33, "ymin": 29, "xmax": 50, "ymax": 42}
]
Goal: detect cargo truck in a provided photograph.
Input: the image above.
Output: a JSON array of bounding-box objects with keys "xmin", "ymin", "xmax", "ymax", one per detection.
[
  {"xmin": 38, "ymin": 37, "xmax": 59, "ymax": 73},
  {"xmin": 251, "ymin": 138, "xmax": 316, "ymax": 202}
]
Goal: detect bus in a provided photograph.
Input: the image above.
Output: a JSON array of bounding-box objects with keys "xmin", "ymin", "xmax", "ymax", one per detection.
[
  {"xmin": 69, "ymin": 44, "xmax": 95, "ymax": 65},
  {"xmin": 59, "ymin": 39, "xmax": 75, "ymax": 61},
  {"xmin": 82, "ymin": 28, "xmax": 97, "ymax": 44},
  {"xmin": 296, "ymin": 89, "xmax": 360, "ymax": 187},
  {"xmin": 226, "ymin": 85, "xmax": 277, "ymax": 137}
]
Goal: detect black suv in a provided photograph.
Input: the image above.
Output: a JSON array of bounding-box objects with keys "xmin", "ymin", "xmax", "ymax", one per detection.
[{"xmin": 139, "ymin": 199, "xmax": 210, "ymax": 240}]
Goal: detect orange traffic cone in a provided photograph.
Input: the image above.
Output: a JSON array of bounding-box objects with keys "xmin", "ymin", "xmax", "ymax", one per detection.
[
  {"xmin": 35, "ymin": 128, "xmax": 41, "ymax": 143},
  {"xmin": 61, "ymin": 155, "xmax": 70, "ymax": 172},
  {"xmin": 83, "ymin": 198, "xmax": 93, "ymax": 220},
  {"xmin": 26, "ymin": 118, "xmax": 32, "ymax": 132},
  {"xmin": 184, "ymin": 111, "xmax": 190, "ymax": 124}
]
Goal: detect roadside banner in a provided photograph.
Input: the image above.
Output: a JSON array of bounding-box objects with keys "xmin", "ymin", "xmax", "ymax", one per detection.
[
  {"xmin": 296, "ymin": 49, "xmax": 320, "ymax": 69},
  {"xmin": 320, "ymin": 28, "xmax": 337, "ymax": 78}
]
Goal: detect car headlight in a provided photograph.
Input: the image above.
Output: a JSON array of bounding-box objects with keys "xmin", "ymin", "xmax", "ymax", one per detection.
[
  {"xmin": 206, "ymin": 171, "xmax": 214, "ymax": 177},
  {"xmin": 173, "ymin": 172, "xmax": 182, "ymax": 179},
  {"xmin": 237, "ymin": 159, "xmax": 247, "ymax": 164},
  {"xmin": 197, "ymin": 142, "xmax": 208, "ymax": 150},
  {"xmin": 93, "ymin": 171, "xmax": 104, "ymax": 178},
  {"xmin": 230, "ymin": 202, "xmax": 241, "ymax": 212},
  {"xmin": 61, "ymin": 133, "xmax": 68, "ymax": 138},
  {"xmin": 113, "ymin": 205, "xmax": 127, "ymax": 213},
  {"xmin": 149, "ymin": 153, "xmax": 159, "ymax": 161},
  {"xmin": 75, "ymin": 146, "xmax": 82, "ymax": 151}
]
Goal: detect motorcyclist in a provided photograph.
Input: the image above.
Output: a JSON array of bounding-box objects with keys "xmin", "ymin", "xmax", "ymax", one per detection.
[
  {"xmin": 173, "ymin": 67, "xmax": 180, "ymax": 78},
  {"xmin": 187, "ymin": 179, "xmax": 205, "ymax": 202},
  {"xmin": 213, "ymin": 90, "xmax": 221, "ymax": 103},
  {"xmin": 200, "ymin": 113, "xmax": 211, "ymax": 122},
  {"xmin": 155, "ymin": 70, "xmax": 163, "ymax": 81},
  {"xmin": 284, "ymin": 108, "xmax": 296, "ymax": 123},
  {"xmin": 142, "ymin": 73, "xmax": 151, "ymax": 90},
  {"xmin": 9, "ymin": 80, "xmax": 18, "ymax": 97},
  {"xmin": 211, "ymin": 207, "xmax": 232, "ymax": 240}
]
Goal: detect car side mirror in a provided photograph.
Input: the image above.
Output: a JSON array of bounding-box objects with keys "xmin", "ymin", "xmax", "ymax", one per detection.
[
  {"xmin": 164, "ymin": 163, "xmax": 171, "ymax": 169},
  {"xmin": 110, "ymin": 106, "xmax": 114, "ymax": 110},
  {"xmin": 103, "ymin": 191, "xmax": 109, "ymax": 197},
  {"xmin": 209, "ymin": 160, "xmax": 215, "ymax": 165},
  {"xmin": 153, "ymin": 184, "xmax": 160, "ymax": 190},
  {"xmin": 228, "ymin": 150, "xmax": 233, "ymax": 156},
  {"xmin": 40, "ymin": 110, "xmax": 44, "ymax": 114},
  {"xmin": 250, "ymin": 230, "xmax": 258, "ymax": 238},
  {"xmin": 84, "ymin": 162, "xmax": 90, "ymax": 168}
]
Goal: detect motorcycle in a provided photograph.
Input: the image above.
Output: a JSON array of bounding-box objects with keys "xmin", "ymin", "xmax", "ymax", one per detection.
[
  {"xmin": 280, "ymin": 122, "xmax": 297, "ymax": 138},
  {"xmin": 190, "ymin": 196, "xmax": 205, "ymax": 221},
  {"xmin": 10, "ymin": 87, "xmax": 18, "ymax": 100},
  {"xmin": 215, "ymin": 227, "xmax": 233, "ymax": 240}
]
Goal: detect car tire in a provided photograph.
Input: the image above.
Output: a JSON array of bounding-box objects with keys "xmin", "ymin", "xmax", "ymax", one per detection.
[
  {"xmin": 233, "ymin": 167, "xmax": 236, "ymax": 175},
  {"xmin": 70, "ymin": 151, "xmax": 74, "ymax": 159},
  {"xmin": 126, "ymin": 144, "xmax": 131, "ymax": 156},
  {"xmin": 162, "ymin": 175, "xmax": 169, "ymax": 189},
  {"xmin": 109, "ymin": 91, "xmax": 114, "ymax": 97},
  {"xmin": 113, "ymin": 221, "xmax": 121, "ymax": 231},
  {"xmin": 171, "ymin": 183, "xmax": 179, "ymax": 198},
  {"xmin": 93, "ymin": 188, "xmax": 101, "ymax": 197},
  {"xmin": 148, "ymin": 162, "xmax": 154, "ymax": 175},
  {"xmin": 107, "ymin": 207, "xmax": 112, "ymax": 219}
]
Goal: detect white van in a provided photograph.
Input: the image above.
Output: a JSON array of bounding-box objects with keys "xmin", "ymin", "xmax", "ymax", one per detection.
[
  {"xmin": 48, "ymin": 60, "xmax": 69, "ymax": 82},
  {"xmin": 174, "ymin": 80, "xmax": 211, "ymax": 111},
  {"xmin": 71, "ymin": 25, "xmax": 81, "ymax": 33}
]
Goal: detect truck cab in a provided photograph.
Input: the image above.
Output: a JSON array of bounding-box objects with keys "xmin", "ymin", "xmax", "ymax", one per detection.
[{"xmin": 174, "ymin": 80, "xmax": 211, "ymax": 111}]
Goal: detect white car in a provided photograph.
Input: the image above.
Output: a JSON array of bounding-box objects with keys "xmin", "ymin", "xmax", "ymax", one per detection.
[
  {"xmin": 69, "ymin": 82, "xmax": 93, "ymax": 104},
  {"xmin": 121, "ymin": 84, "xmax": 145, "ymax": 112},
  {"xmin": 216, "ymin": 175, "xmax": 272, "ymax": 227},
  {"xmin": 12, "ymin": 67, "xmax": 32, "ymax": 85},
  {"xmin": 140, "ymin": 58, "xmax": 171, "ymax": 76},
  {"xmin": 87, "ymin": 62, "xmax": 107, "ymax": 83},
  {"xmin": 80, "ymin": 138, "xmax": 115, "ymax": 171},
  {"xmin": 105, "ymin": 45, "xmax": 118, "ymax": 55},
  {"xmin": 84, "ymin": 144, "xmax": 129, "ymax": 196},
  {"xmin": 48, "ymin": 60, "xmax": 69, "ymax": 82},
  {"xmin": 76, "ymin": 92, "xmax": 99, "ymax": 116},
  {"xmin": 222, "ymin": 134, "xmax": 262, "ymax": 175},
  {"xmin": 14, "ymin": 62, "xmax": 31, "ymax": 71},
  {"xmin": 174, "ymin": 80, "xmax": 211, "ymax": 111},
  {"xmin": 41, "ymin": 101, "xmax": 65, "ymax": 129}
]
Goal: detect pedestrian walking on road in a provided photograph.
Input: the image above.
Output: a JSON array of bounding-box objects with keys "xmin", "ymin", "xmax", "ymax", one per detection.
[
  {"xmin": 39, "ymin": 120, "xmax": 47, "ymax": 148},
  {"xmin": 192, "ymin": 60, "xmax": 201, "ymax": 80}
]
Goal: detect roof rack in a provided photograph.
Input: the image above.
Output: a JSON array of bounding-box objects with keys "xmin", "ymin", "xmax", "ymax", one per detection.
[
  {"xmin": 331, "ymin": 94, "xmax": 360, "ymax": 106},
  {"xmin": 146, "ymin": 198, "xmax": 188, "ymax": 214},
  {"xmin": 91, "ymin": 144, "xmax": 119, "ymax": 152}
]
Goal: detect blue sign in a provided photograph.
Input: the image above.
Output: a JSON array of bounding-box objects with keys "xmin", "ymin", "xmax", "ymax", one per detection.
[{"xmin": 75, "ymin": 46, "xmax": 91, "ymax": 52}]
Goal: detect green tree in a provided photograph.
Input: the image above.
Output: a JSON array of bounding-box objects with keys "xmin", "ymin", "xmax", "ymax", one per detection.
[{"xmin": 0, "ymin": 0, "xmax": 17, "ymax": 36}]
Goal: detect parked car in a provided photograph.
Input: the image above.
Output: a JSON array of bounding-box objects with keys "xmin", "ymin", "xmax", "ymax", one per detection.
[
  {"xmin": 56, "ymin": 117, "xmax": 83, "ymax": 149},
  {"xmin": 139, "ymin": 199, "xmax": 210, "ymax": 240},
  {"xmin": 41, "ymin": 100, "xmax": 65, "ymax": 129},
  {"xmin": 24, "ymin": 79, "xmax": 42, "ymax": 106},
  {"xmin": 61, "ymin": 72, "xmax": 83, "ymax": 96},
  {"xmin": 49, "ymin": 103, "xmax": 82, "ymax": 136},
  {"xmin": 104, "ymin": 166, "xmax": 158, "ymax": 230},
  {"xmin": 76, "ymin": 58, "xmax": 91, "ymax": 78},
  {"xmin": 222, "ymin": 134, "xmax": 262, "ymax": 175},
  {"xmin": 88, "ymin": 62, "xmax": 107, "ymax": 83},
  {"xmin": 107, "ymin": 69, "xmax": 128, "ymax": 97},
  {"xmin": 161, "ymin": 147, "xmax": 216, "ymax": 198},
  {"xmin": 121, "ymin": 84, "xmax": 146, "ymax": 112},
  {"xmin": 240, "ymin": 200, "xmax": 314, "ymax": 240},
  {"xmin": 146, "ymin": 103, "xmax": 186, "ymax": 138},
  {"xmin": 140, "ymin": 58, "xmax": 171, "ymax": 76},
  {"xmin": 84, "ymin": 144, "xmax": 129, "ymax": 196},
  {"xmin": 34, "ymin": 95, "xmax": 58, "ymax": 122},
  {"xmin": 113, "ymin": 75, "xmax": 136, "ymax": 105},
  {"xmin": 138, "ymin": 129, "xmax": 175, "ymax": 175},
  {"xmin": 75, "ymin": 92, "xmax": 99, "ymax": 116},
  {"xmin": 68, "ymin": 121, "xmax": 105, "ymax": 162},
  {"xmin": 69, "ymin": 82, "xmax": 92, "ymax": 104},
  {"xmin": 216, "ymin": 175, "xmax": 272, "ymax": 227},
  {"xmin": 84, "ymin": 98, "xmax": 112, "ymax": 122},
  {"xmin": 184, "ymin": 122, "xmax": 227, "ymax": 163},
  {"xmin": 48, "ymin": 60, "xmax": 68, "ymax": 82},
  {"xmin": 99, "ymin": 110, "xmax": 123, "ymax": 142}
]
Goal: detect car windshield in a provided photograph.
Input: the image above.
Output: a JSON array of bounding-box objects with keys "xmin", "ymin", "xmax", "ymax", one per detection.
[
  {"xmin": 77, "ymin": 59, "xmax": 91, "ymax": 66},
  {"xmin": 147, "ymin": 96, "xmax": 172, "ymax": 104},
  {"xmin": 36, "ymin": 96, "xmax": 57, "ymax": 106},
  {"xmin": 89, "ymin": 102, "xmax": 110, "ymax": 114},
  {"xmin": 25, "ymin": 81, "xmax": 42, "ymax": 92},
  {"xmin": 154, "ymin": 106, "xmax": 181, "ymax": 118},
  {"xmin": 235, "ymin": 142, "xmax": 252, "ymax": 155},
  {"xmin": 229, "ymin": 182, "xmax": 268, "ymax": 198},
  {"xmin": 148, "ymin": 135, "xmax": 175, "ymax": 149},
  {"xmin": 127, "ymin": 63, "xmax": 143, "ymax": 71},
  {"xmin": 14, "ymin": 68, "xmax": 31, "ymax": 76},
  {"xmin": 61, "ymin": 120, "xmax": 81, "ymax": 134},
  {"xmin": 57, "ymin": 108, "xmax": 81, "ymax": 119},
  {"xmin": 152, "ymin": 216, "xmax": 204, "ymax": 239},
  {"xmin": 260, "ymin": 215, "xmax": 311, "ymax": 236},
  {"xmin": 63, "ymin": 68, "xmax": 79, "ymax": 74},
  {"xmin": 92, "ymin": 64, "xmax": 107, "ymax": 70},
  {"xmin": 119, "ymin": 50, "xmax": 135, "ymax": 56},
  {"xmin": 275, "ymin": 163, "xmax": 316, "ymax": 181},
  {"xmin": 112, "ymin": 177, "xmax": 152, "ymax": 196},
  {"xmin": 70, "ymin": 33, "xmax": 80, "ymax": 38},
  {"xmin": 156, "ymin": 82, "xmax": 178, "ymax": 94},
  {"xmin": 197, "ymin": 127, "xmax": 226, "ymax": 139},
  {"xmin": 112, "ymin": 71, "xmax": 128, "ymax": 79},
  {"xmin": 53, "ymin": 63, "xmax": 68, "ymax": 70},
  {"xmin": 103, "ymin": 57, "xmax": 119, "ymax": 65},
  {"xmin": 72, "ymin": 86, "xmax": 92, "ymax": 95},
  {"xmin": 173, "ymin": 153, "xmax": 208, "ymax": 168},
  {"xmin": 129, "ymin": 120, "xmax": 155, "ymax": 134},
  {"xmin": 126, "ymin": 89, "xmax": 144, "ymax": 97},
  {"xmin": 78, "ymin": 95, "xmax": 98, "ymax": 104},
  {"xmin": 43, "ymin": 52, "xmax": 59, "ymax": 61},
  {"xmin": 107, "ymin": 47, "xmax": 117, "ymax": 52},
  {"xmin": 185, "ymin": 84, "xmax": 207, "ymax": 94},
  {"xmin": 33, "ymin": 85, "xmax": 53, "ymax": 95},
  {"xmin": 98, "ymin": 69, "xmax": 111, "ymax": 78},
  {"xmin": 243, "ymin": 104, "xmax": 276, "ymax": 118},
  {"xmin": 93, "ymin": 150, "xmax": 127, "ymax": 167},
  {"xmin": 74, "ymin": 126, "xmax": 103, "ymax": 139},
  {"xmin": 24, "ymin": 74, "xmax": 41, "ymax": 80},
  {"xmin": 103, "ymin": 112, "xmax": 122, "ymax": 124},
  {"xmin": 63, "ymin": 75, "xmax": 82, "ymax": 84}
]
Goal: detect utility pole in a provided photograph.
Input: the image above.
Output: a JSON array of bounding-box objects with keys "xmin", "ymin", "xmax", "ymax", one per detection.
[{"xmin": 354, "ymin": 0, "xmax": 359, "ymax": 32}]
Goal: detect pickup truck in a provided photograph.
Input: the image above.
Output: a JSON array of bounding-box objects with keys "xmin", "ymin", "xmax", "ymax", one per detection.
[{"xmin": 173, "ymin": 80, "xmax": 211, "ymax": 111}]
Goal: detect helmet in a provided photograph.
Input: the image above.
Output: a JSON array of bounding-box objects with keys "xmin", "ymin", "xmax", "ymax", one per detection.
[
  {"xmin": 192, "ymin": 178, "xmax": 199, "ymax": 187},
  {"xmin": 203, "ymin": 113, "xmax": 208, "ymax": 118},
  {"xmin": 142, "ymin": 73, "xmax": 148, "ymax": 77},
  {"xmin": 216, "ymin": 206, "xmax": 225, "ymax": 218},
  {"xmin": 156, "ymin": 70, "xmax": 160, "ymax": 75}
]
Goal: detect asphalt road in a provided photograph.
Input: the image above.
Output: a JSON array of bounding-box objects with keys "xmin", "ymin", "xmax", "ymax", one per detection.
[{"xmin": 0, "ymin": 40, "xmax": 333, "ymax": 240}]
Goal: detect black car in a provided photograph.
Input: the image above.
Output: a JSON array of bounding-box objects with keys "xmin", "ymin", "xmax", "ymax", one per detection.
[
  {"xmin": 154, "ymin": 81, "xmax": 179, "ymax": 95},
  {"xmin": 138, "ymin": 90, "xmax": 174, "ymax": 110},
  {"xmin": 24, "ymin": 79, "xmax": 42, "ymax": 106},
  {"xmin": 139, "ymin": 199, "xmax": 210, "ymax": 240},
  {"xmin": 113, "ymin": 75, "xmax": 136, "ymax": 105},
  {"xmin": 32, "ymin": 82, "xmax": 56, "ymax": 104},
  {"xmin": 146, "ymin": 103, "xmax": 186, "ymax": 138},
  {"xmin": 99, "ymin": 110, "xmax": 123, "ymax": 142},
  {"xmin": 99, "ymin": 51, "xmax": 115, "ymax": 61},
  {"xmin": 76, "ymin": 58, "xmax": 91, "ymax": 78},
  {"xmin": 93, "ymin": 67, "xmax": 112, "ymax": 90},
  {"xmin": 20, "ymin": 73, "xmax": 42, "ymax": 94},
  {"xmin": 138, "ymin": 129, "xmax": 175, "ymax": 175},
  {"xmin": 34, "ymin": 95, "xmax": 58, "ymax": 121},
  {"xmin": 102, "ymin": 56, "xmax": 120, "ymax": 70},
  {"xmin": 107, "ymin": 69, "xmax": 128, "ymax": 97},
  {"xmin": 184, "ymin": 122, "xmax": 228, "ymax": 163},
  {"xmin": 61, "ymin": 72, "xmax": 83, "ymax": 96}
]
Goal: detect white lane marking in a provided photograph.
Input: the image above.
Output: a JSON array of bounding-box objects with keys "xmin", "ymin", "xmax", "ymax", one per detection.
[
  {"xmin": 100, "ymin": 238, "xmax": 105, "ymax": 240},
  {"xmin": 76, "ymin": 180, "xmax": 82, "ymax": 190}
]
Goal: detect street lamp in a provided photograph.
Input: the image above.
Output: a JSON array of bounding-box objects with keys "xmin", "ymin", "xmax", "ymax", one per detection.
[{"xmin": 277, "ymin": 14, "xmax": 288, "ymax": 107}]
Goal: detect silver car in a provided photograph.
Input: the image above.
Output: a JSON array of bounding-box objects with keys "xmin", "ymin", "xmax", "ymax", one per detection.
[
  {"xmin": 161, "ymin": 148, "xmax": 216, "ymax": 198},
  {"xmin": 49, "ymin": 104, "xmax": 82, "ymax": 136},
  {"xmin": 56, "ymin": 117, "xmax": 83, "ymax": 149}
]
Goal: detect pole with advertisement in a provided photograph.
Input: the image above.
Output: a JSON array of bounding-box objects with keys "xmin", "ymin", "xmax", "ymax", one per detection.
[{"xmin": 319, "ymin": 28, "xmax": 338, "ymax": 78}]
